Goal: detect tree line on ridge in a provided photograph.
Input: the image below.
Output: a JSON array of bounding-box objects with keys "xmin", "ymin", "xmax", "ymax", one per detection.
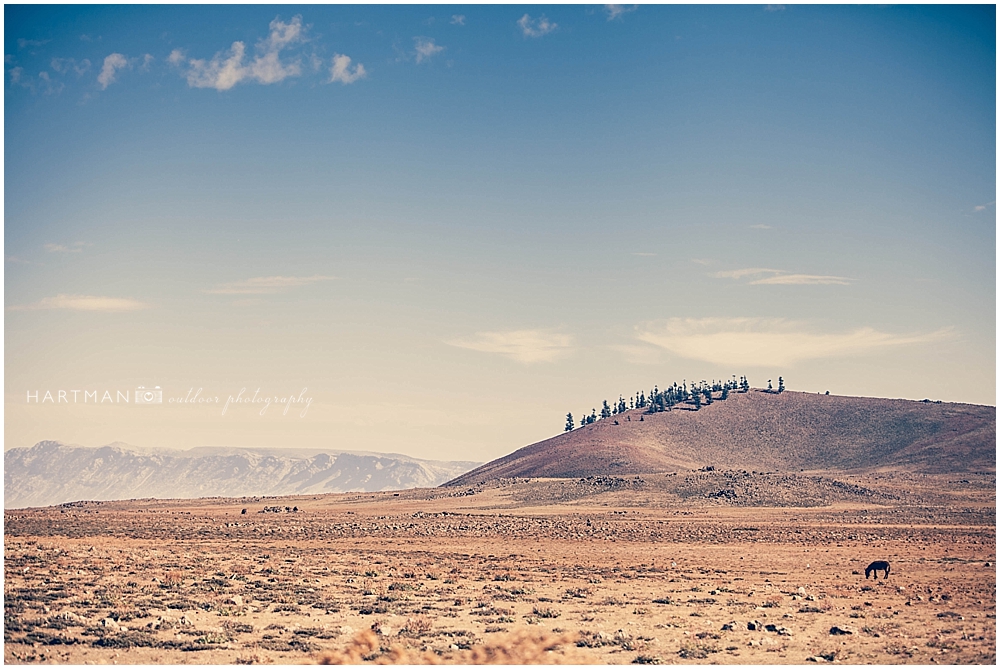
[{"xmin": 564, "ymin": 375, "xmax": 785, "ymax": 431}]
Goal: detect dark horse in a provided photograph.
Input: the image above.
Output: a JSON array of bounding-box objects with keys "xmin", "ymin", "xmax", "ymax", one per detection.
[{"xmin": 865, "ymin": 560, "xmax": 891, "ymax": 579}]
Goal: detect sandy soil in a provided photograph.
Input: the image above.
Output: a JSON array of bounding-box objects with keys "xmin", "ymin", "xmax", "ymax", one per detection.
[{"xmin": 4, "ymin": 472, "xmax": 995, "ymax": 664}]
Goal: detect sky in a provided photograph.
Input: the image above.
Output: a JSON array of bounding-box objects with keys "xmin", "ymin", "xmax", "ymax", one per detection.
[{"xmin": 4, "ymin": 4, "xmax": 996, "ymax": 463}]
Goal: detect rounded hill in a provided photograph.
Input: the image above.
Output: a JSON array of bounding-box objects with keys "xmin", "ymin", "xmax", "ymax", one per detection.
[{"xmin": 445, "ymin": 390, "xmax": 995, "ymax": 486}]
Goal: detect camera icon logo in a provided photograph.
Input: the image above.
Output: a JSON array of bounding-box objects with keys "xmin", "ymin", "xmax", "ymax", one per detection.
[{"xmin": 135, "ymin": 386, "xmax": 163, "ymax": 404}]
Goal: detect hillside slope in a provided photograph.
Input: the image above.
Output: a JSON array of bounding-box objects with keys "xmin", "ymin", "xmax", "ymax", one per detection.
[
  {"xmin": 4, "ymin": 442, "xmax": 480, "ymax": 509},
  {"xmin": 446, "ymin": 391, "xmax": 995, "ymax": 486}
]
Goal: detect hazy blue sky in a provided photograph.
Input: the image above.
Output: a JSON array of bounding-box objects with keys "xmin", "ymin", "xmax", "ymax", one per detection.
[{"xmin": 5, "ymin": 4, "xmax": 995, "ymax": 462}]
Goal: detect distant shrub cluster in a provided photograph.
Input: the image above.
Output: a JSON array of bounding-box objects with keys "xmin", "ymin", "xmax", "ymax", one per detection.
[{"xmin": 564, "ymin": 375, "xmax": 785, "ymax": 431}]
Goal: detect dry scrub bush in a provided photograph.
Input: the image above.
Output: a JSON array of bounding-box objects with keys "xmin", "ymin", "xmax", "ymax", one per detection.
[
  {"xmin": 318, "ymin": 629, "xmax": 584, "ymax": 665},
  {"xmin": 400, "ymin": 615, "xmax": 433, "ymax": 638},
  {"xmin": 163, "ymin": 571, "xmax": 184, "ymax": 587}
]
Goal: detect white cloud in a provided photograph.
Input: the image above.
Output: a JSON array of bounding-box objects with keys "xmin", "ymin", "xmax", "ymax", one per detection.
[
  {"xmin": 447, "ymin": 329, "xmax": 574, "ymax": 363},
  {"xmin": 140, "ymin": 53, "xmax": 153, "ymax": 71},
  {"xmin": 260, "ymin": 15, "xmax": 305, "ymax": 52},
  {"xmin": 750, "ymin": 223, "xmax": 773, "ymax": 229},
  {"xmin": 37, "ymin": 71, "xmax": 63, "ymax": 95},
  {"xmin": 9, "ymin": 294, "xmax": 149, "ymax": 312},
  {"xmin": 751, "ymin": 273, "xmax": 852, "ymax": 286},
  {"xmin": 712, "ymin": 267, "xmax": 783, "ymax": 279},
  {"xmin": 44, "ymin": 241, "xmax": 89, "ymax": 253},
  {"xmin": 609, "ymin": 343, "xmax": 666, "ymax": 365},
  {"xmin": 973, "ymin": 200, "xmax": 995, "ymax": 212},
  {"xmin": 636, "ymin": 317, "xmax": 954, "ymax": 367},
  {"xmin": 17, "ymin": 38, "xmax": 50, "ymax": 50},
  {"xmin": 329, "ymin": 53, "xmax": 366, "ymax": 84},
  {"xmin": 182, "ymin": 15, "xmax": 306, "ymax": 91},
  {"xmin": 50, "ymin": 57, "xmax": 91, "ymax": 76},
  {"xmin": 632, "ymin": 252, "xmax": 657, "ymax": 257},
  {"xmin": 414, "ymin": 37, "xmax": 444, "ymax": 63},
  {"xmin": 204, "ymin": 275, "xmax": 336, "ymax": 295},
  {"xmin": 518, "ymin": 14, "xmax": 558, "ymax": 38},
  {"xmin": 451, "ymin": 15, "xmax": 466, "ymax": 26},
  {"xmin": 605, "ymin": 5, "xmax": 638, "ymax": 21},
  {"xmin": 712, "ymin": 267, "xmax": 852, "ymax": 285},
  {"xmin": 249, "ymin": 48, "xmax": 301, "ymax": 85},
  {"xmin": 187, "ymin": 42, "xmax": 247, "ymax": 90},
  {"xmin": 97, "ymin": 52, "xmax": 128, "ymax": 89}
]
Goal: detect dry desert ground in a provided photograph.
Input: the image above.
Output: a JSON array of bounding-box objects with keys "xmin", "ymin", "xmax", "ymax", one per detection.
[{"xmin": 4, "ymin": 470, "xmax": 996, "ymax": 664}]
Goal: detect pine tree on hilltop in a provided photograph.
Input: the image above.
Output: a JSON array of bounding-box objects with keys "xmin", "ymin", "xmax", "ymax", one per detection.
[
  {"xmin": 601, "ymin": 400, "xmax": 612, "ymax": 419},
  {"xmin": 778, "ymin": 376, "xmax": 785, "ymax": 393},
  {"xmin": 693, "ymin": 391, "xmax": 702, "ymax": 410},
  {"xmin": 565, "ymin": 413, "xmax": 575, "ymax": 432},
  {"xmin": 721, "ymin": 386, "xmax": 729, "ymax": 400}
]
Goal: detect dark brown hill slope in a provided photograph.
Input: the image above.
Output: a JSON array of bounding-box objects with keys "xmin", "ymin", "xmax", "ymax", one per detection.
[{"xmin": 446, "ymin": 390, "xmax": 995, "ymax": 486}]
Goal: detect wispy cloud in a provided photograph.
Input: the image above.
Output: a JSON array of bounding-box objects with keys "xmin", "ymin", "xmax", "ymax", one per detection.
[
  {"xmin": 632, "ymin": 252, "xmax": 656, "ymax": 257},
  {"xmin": 36, "ymin": 71, "xmax": 63, "ymax": 95},
  {"xmin": 752, "ymin": 273, "xmax": 853, "ymax": 285},
  {"xmin": 973, "ymin": 200, "xmax": 995, "ymax": 213},
  {"xmin": 9, "ymin": 294, "xmax": 149, "ymax": 312},
  {"xmin": 44, "ymin": 241, "xmax": 89, "ymax": 253},
  {"xmin": 6, "ymin": 256, "xmax": 30, "ymax": 265},
  {"xmin": 749, "ymin": 223, "xmax": 773, "ymax": 229},
  {"xmin": 414, "ymin": 37, "xmax": 444, "ymax": 63},
  {"xmin": 518, "ymin": 14, "xmax": 558, "ymax": 38},
  {"xmin": 712, "ymin": 267, "xmax": 852, "ymax": 285},
  {"xmin": 609, "ymin": 343, "xmax": 666, "ymax": 365},
  {"xmin": 328, "ymin": 53, "xmax": 366, "ymax": 84},
  {"xmin": 451, "ymin": 15, "xmax": 466, "ymax": 26},
  {"xmin": 50, "ymin": 57, "xmax": 91, "ymax": 76},
  {"xmin": 17, "ymin": 38, "xmax": 50, "ymax": 51},
  {"xmin": 182, "ymin": 15, "xmax": 306, "ymax": 91},
  {"xmin": 605, "ymin": 5, "xmax": 638, "ymax": 21},
  {"xmin": 712, "ymin": 267, "xmax": 783, "ymax": 279},
  {"xmin": 636, "ymin": 317, "xmax": 953, "ymax": 366},
  {"xmin": 97, "ymin": 53, "xmax": 128, "ymax": 89},
  {"xmin": 447, "ymin": 329, "xmax": 574, "ymax": 363},
  {"xmin": 204, "ymin": 275, "xmax": 336, "ymax": 295}
]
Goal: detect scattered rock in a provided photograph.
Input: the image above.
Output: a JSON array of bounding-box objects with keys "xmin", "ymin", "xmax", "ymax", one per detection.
[{"xmin": 829, "ymin": 625, "xmax": 855, "ymax": 635}]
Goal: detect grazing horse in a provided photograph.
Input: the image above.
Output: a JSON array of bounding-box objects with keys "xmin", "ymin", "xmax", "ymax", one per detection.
[{"xmin": 865, "ymin": 560, "xmax": 890, "ymax": 579}]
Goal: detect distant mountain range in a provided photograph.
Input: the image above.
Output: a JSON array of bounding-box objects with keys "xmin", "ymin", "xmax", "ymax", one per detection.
[
  {"xmin": 447, "ymin": 390, "xmax": 996, "ymax": 486},
  {"xmin": 4, "ymin": 441, "xmax": 480, "ymax": 509}
]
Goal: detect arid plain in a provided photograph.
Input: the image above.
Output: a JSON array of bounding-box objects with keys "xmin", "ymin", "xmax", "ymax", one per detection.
[{"xmin": 4, "ymin": 468, "xmax": 995, "ymax": 665}]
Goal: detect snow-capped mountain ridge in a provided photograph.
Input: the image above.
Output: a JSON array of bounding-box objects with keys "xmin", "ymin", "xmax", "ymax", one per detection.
[{"xmin": 4, "ymin": 441, "xmax": 480, "ymax": 508}]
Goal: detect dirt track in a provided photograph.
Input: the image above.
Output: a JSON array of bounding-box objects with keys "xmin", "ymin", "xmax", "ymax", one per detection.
[{"xmin": 4, "ymin": 472, "xmax": 996, "ymax": 664}]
